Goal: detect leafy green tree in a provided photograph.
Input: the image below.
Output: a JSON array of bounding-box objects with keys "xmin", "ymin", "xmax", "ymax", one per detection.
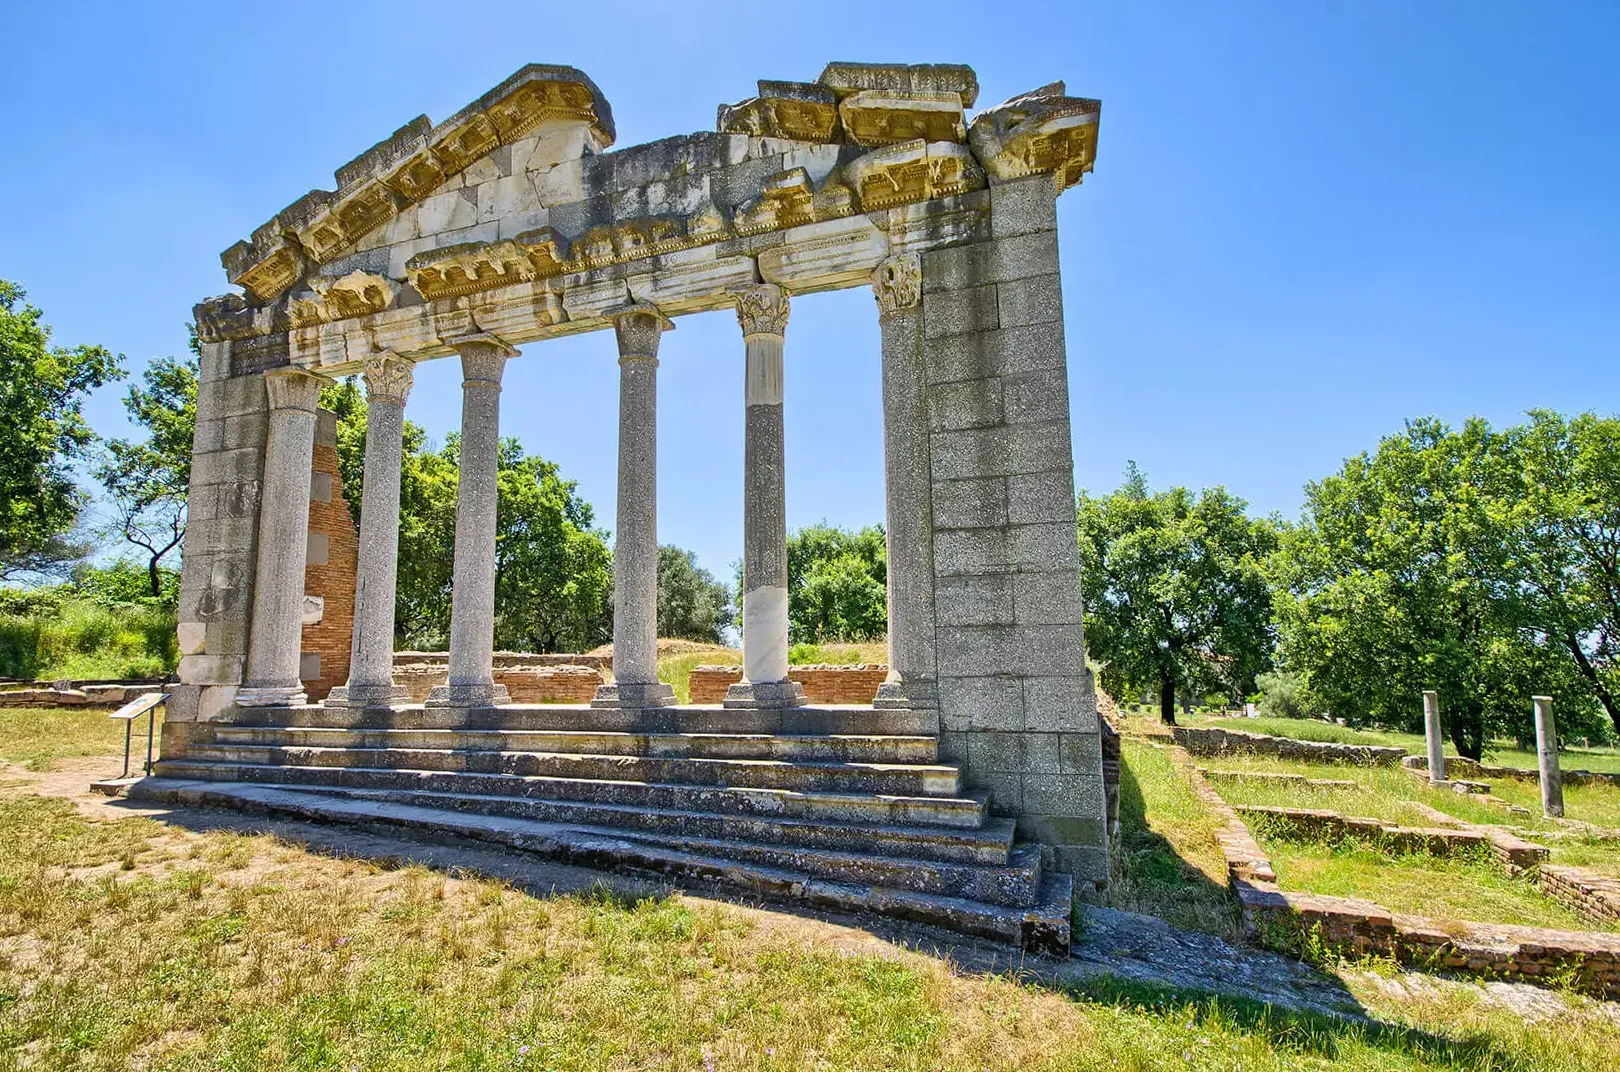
[
  {"xmin": 1077, "ymin": 464, "xmax": 1278, "ymax": 724},
  {"xmin": 94, "ymin": 345, "xmax": 198, "ymax": 597},
  {"xmin": 1272, "ymin": 417, "xmax": 1607, "ymax": 758},
  {"xmin": 657, "ymin": 545, "xmax": 734, "ymax": 644},
  {"xmin": 782, "ymin": 523, "xmax": 888, "ymax": 643},
  {"xmin": 0, "ymin": 280, "xmax": 123, "ymax": 580}
]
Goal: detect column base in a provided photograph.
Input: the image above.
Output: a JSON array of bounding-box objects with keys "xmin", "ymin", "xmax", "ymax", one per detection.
[
  {"xmin": 872, "ymin": 679, "xmax": 937, "ymax": 710},
  {"xmin": 722, "ymin": 680, "xmax": 807, "ymax": 709},
  {"xmin": 591, "ymin": 681, "xmax": 677, "ymax": 709},
  {"xmin": 235, "ymin": 685, "xmax": 308, "ymax": 708},
  {"xmin": 325, "ymin": 683, "xmax": 411, "ymax": 708},
  {"xmin": 425, "ymin": 683, "xmax": 511, "ymax": 708}
]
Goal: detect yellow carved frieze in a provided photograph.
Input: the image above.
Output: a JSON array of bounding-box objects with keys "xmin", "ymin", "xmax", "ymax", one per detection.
[
  {"xmin": 846, "ymin": 140, "xmax": 985, "ymax": 211},
  {"xmin": 969, "ymin": 86, "xmax": 1102, "ymax": 193},
  {"xmin": 486, "ymin": 78, "xmax": 598, "ymax": 142},
  {"xmin": 513, "ymin": 227, "xmax": 571, "ymax": 278},
  {"xmin": 838, "ymin": 90, "xmax": 966, "ymax": 147},
  {"xmin": 736, "ymin": 169, "xmax": 816, "ymax": 236},
  {"xmin": 383, "ymin": 148, "xmax": 447, "ymax": 201},
  {"xmin": 407, "ymin": 241, "xmax": 537, "ymax": 301},
  {"xmin": 235, "ymin": 242, "xmax": 305, "ymax": 303},
  {"xmin": 431, "ymin": 113, "xmax": 500, "ymax": 176},
  {"xmin": 317, "ymin": 270, "xmax": 399, "ymax": 320}
]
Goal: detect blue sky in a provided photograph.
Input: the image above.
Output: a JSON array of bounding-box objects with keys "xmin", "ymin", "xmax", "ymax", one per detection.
[{"xmin": 3, "ymin": 2, "xmax": 1616, "ymax": 582}]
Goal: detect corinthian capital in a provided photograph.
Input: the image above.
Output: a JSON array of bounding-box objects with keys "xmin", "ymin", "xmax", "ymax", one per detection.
[
  {"xmin": 872, "ymin": 253, "xmax": 922, "ymax": 318},
  {"xmin": 608, "ymin": 303, "xmax": 674, "ymax": 363},
  {"xmin": 362, "ymin": 352, "xmax": 415, "ymax": 405},
  {"xmin": 733, "ymin": 284, "xmax": 790, "ymax": 338}
]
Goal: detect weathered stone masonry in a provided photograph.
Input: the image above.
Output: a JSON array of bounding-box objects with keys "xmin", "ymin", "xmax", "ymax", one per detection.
[{"xmin": 158, "ymin": 62, "xmax": 1111, "ymax": 942}]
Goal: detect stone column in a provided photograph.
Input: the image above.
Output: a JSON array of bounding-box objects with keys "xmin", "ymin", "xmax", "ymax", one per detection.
[
  {"xmin": 427, "ymin": 335, "xmax": 517, "ymax": 708},
  {"xmin": 871, "ymin": 253, "xmax": 938, "ymax": 714},
  {"xmin": 594, "ymin": 306, "xmax": 676, "ymax": 709},
  {"xmin": 238, "ymin": 367, "xmax": 328, "ymax": 707},
  {"xmin": 1534, "ymin": 694, "xmax": 1564, "ymax": 817},
  {"xmin": 1423, "ymin": 689, "xmax": 1446, "ymax": 783},
  {"xmin": 327, "ymin": 354, "xmax": 414, "ymax": 708},
  {"xmin": 725, "ymin": 284, "xmax": 805, "ymax": 709}
]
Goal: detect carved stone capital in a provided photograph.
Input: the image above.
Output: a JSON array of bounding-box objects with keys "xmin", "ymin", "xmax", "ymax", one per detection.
[
  {"xmin": 872, "ymin": 254, "xmax": 922, "ymax": 317},
  {"xmin": 362, "ymin": 352, "xmax": 415, "ymax": 404},
  {"xmin": 263, "ymin": 367, "xmax": 328, "ymax": 414},
  {"xmin": 449, "ymin": 333, "xmax": 519, "ymax": 386},
  {"xmin": 733, "ymin": 284, "xmax": 790, "ymax": 338},
  {"xmin": 607, "ymin": 304, "xmax": 673, "ymax": 363}
]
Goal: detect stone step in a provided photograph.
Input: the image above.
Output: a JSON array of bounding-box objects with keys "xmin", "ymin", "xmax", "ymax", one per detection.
[
  {"xmin": 273, "ymin": 782, "xmax": 1019, "ymax": 866},
  {"xmin": 176, "ymin": 744, "xmax": 963, "ymax": 797},
  {"xmin": 126, "ymin": 777, "xmax": 1072, "ymax": 954},
  {"xmin": 221, "ymin": 703, "xmax": 938, "ymax": 737},
  {"xmin": 200, "ymin": 725, "xmax": 938, "ymax": 764},
  {"xmin": 152, "ymin": 759, "xmax": 991, "ymax": 828}
]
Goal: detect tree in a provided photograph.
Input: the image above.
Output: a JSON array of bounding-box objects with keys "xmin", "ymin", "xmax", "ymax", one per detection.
[
  {"xmin": 782, "ymin": 523, "xmax": 888, "ymax": 643},
  {"xmin": 657, "ymin": 545, "xmax": 734, "ymax": 644},
  {"xmin": 94, "ymin": 345, "xmax": 198, "ymax": 597},
  {"xmin": 1271, "ymin": 418, "xmax": 1608, "ymax": 758},
  {"xmin": 1077, "ymin": 464, "xmax": 1278, "ymax": 725},
  {"xmin": 0, "ymin": 280, "xmax": 123, "ymax": 581}
]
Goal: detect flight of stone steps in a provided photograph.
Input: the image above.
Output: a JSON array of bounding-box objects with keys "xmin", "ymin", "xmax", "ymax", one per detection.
[{"xmin": 132, "ymin": 703, "xmax": 1073, "ymax": 955}]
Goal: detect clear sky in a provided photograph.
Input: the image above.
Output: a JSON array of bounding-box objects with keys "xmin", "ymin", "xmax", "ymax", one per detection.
[{"xmin": 2, "ymin": 2, "xmax": 1616, "ymax": 582}]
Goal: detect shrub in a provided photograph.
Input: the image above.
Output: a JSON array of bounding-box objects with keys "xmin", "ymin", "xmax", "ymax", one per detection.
[
  {"xmin": 1255, "ymin": 669, "xmax": 1325, "ymax": 720},
  {"xmin": 0, "ymin": 599, "xmax": 176, "ymax": 680}
]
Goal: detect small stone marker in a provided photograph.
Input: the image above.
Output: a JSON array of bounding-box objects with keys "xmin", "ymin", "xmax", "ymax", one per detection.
[
  {"xmin": 1534, "ymin": 694, "xmax": 1564, "ymax": 817},
  {"xmin": 1423, "ymin": 689, "xmax": 1446, "ymax": 783}
]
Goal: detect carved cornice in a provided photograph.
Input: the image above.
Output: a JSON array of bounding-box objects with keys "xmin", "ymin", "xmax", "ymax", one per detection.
[
  {"xmin": 362, "ymin": 352, "xmax": 415, "ymax": 404},
  {"xmin": 733, "ymin": 284, "xmax": 790, "ymax": 338},
  {"xmin": 718, "ymin": 81, "xmax": 840, "ymax": 143},
  {"xmin": 969, "ymin": 83, "xmax": 1101, "ymax": 192},
  {"xmin": 291, "ymin": 271, "xmax": 401, "ymax": 327},
  {"xmin": 845, "ymin": 140, "xmax": 985, "ymax": 211},
  {"xmin": 872, "ymin": 253, "xmax": 922, "ymax": 317},
  {"xmin": 839, "ymin": 90, "xmax": 966, "ymax": 148}
]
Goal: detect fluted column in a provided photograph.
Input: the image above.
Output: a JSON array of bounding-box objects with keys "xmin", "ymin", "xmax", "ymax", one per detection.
[
  {"xmin": 725, "ymin": 284, "xmax": 805, "ymax": 709},
  {"xmin": 427, "ymin": 335, "xmax": 517, "ymax": 708},
  {"xmin": 871, "ymin": 253, "xmax": 938, "ymax": 713},
  {"xmin": 238, "ymin": 367, "xmax": 328, "ymax": 707},
  {"xmin": 594, "ymin": 306, "xmax": 677, "ymax": 709},
  {"xmin": 327, "ymin": 354, "xmax": 414, "ymax": 708}
]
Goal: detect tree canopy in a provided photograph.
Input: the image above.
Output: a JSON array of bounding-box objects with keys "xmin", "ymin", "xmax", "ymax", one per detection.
[
  {"xmin": 657, "ymin": 545, "xmax": 734, "ymax": 645},
  {"xmin": 0, "ymin": 280, "xmax": 123, "ymax": 581},
  {"xmin": 1076, "ymin": 464, "xmax": 1278, "ymax": 723},
  {"xmin": 782, "ymin": 523, "xmax": 888, "ymax": 643}
]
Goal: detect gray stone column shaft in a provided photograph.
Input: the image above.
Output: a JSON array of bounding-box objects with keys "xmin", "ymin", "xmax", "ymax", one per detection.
[
  {"xmin": 1534, "ymin": 694, "xmax": 1564, "ymax": 817},
  {"xmin": 238, "ymin": 367, "xmax": 327, "ymax": 707},
  {"xmin": 429, "ymin": 337, "xmax": 516, "ymax": 708},
  {"xmin": 726, "ymin": 285, "xmax": 803, "ymax": 708},
  {"xmin": 595, "ymin": 308, "xmax": 676, "ymax": 709},
  {"xmin": 329, "ymin": 356, "xmax": 413, "ymax": 707},
  {"xmin": 1423, "ymin": 689, "xmax": 1445, "ymax": 783},
  {"xmin": 872, "ymin": 254, "xmax": 937, "ymax": 712}
]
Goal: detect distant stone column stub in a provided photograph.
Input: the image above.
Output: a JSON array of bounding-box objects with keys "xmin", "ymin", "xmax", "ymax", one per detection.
[
  {"xmin": 732, "ymin": 283, "xmax": 790, "ymax": 338},
  {"xmin": 263, "ymin": 366, "xmax": 328, "ymax": 413},
  {"xmin": 872, "ymin": 253, "xmax": 922, "ymax": 317},
  {"xmin": 361, "ymin": 351, "xmax": 415, "ymax": 404},
  {"xmin": 607, "ymin": 303, "xmax": 674, "ymax": 362}
]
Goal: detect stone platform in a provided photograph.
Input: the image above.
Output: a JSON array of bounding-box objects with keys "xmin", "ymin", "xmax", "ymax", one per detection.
[{"xmin": 143, "ymin": 702, "xmax": 1073, "ymax": 954}]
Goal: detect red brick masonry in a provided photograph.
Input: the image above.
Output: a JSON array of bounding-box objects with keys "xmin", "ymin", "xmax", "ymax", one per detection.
[
  {"xmin": 391, "ymin": 655, "xmax": 603, "ymax": 703},
  {"xmin": 687, "ymin": 665, "xmax": 891, "ymax": 705}
]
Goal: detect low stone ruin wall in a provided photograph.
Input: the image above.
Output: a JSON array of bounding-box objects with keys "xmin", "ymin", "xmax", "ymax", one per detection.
[
  {"xmin": 392, "ymin": 651, "xmax": 612, "ymax": 671},
  {"xmin": 1167, "ymin": 740, "xmax": 1620, "ymax": 999},
  {"xmin": 687, "ymin": 665, "xmax": 890, "ymax": 705},
  {"xmin": 392, "ymin": 656, "xmax": 603, "ymax": 704},
  {"xmin": 0, "ymin": 683, "xmax": 166, "ymax": 707},
  {"xmin": 1403, "ymin": 753, "xmax": 1620, "ymax": 789},
  {"xmin": 1172, "ymin": 726, "xmax": 1407, "ymax": 766},
  {"xmin": 1235, "ymin": 804, "xmax": 1549, "ymax": 870},
  {"xmin": 1199, "ymin": 769, "xmax": 1357, "ymax": 791},
  {"xmin": 1538, "ymin": 865, "xmax": 1620, "ymax": 925}
]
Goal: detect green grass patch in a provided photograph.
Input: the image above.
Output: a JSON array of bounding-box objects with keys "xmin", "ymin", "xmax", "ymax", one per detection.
[
  {"xmin": 0, "ymin": 599, "xmax": 178, "ymax": 680},
  {"xmin": 655, "ymin": 650, "xmax": 739, "ymax": 704},
  {"xmin": 0, "ymin": 706, "xmax": 163, "ymax": 772},
  {"xmin": 5, "ymin": 794, "xmax": 1618, "ymax": 1070}
]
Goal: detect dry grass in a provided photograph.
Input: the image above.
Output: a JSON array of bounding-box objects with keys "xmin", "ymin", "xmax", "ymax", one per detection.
[{"xmin": 0, "ymin": 706, "xmax": 162, "ymax": 772}]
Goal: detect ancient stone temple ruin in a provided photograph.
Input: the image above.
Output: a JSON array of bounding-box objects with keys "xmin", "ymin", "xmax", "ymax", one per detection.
[{"xmin": 148, "ymin": 62, "xmax": 1105, "ymax": 954}]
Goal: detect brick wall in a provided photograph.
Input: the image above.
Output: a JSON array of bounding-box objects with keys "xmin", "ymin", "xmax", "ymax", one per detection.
[
  {"xmin": 687, "ymin": 665, "xmax": 890, "ymax": 705},
  {"xmin": 1539, "ymin": 865, "xmax": 1620, "ymax": 925},
  {"xmin": 392, "ymin": 655, "xmax": 603, "ymax": 703},
  {"xmin": 299, "ymin": 410, "xmax": 357, "ymax": 702}
]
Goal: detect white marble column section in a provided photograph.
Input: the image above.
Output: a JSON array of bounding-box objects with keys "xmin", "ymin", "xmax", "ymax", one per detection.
[
  {"xmin": 427, "ymin": 335, "xmax": 518, "ymax": 708},
  {"xmin": 871, "ymin": 253, "xmax": 937, "ymax": 712},
  {"xmin": 594, "ymin": 306, "xmax": 677, "ymax": 709},
  {"xmin": 1534, "ymin": 694, "xmax": 1564, "ymax": 817},
  {"xmin": 327, "ymin": 354, "xmax": 414, "ymax": 708},
  {"xmin": 725, "ymin": 284, "xmax": 805, "ymax": 709},
  {"xmin": 238, "ymin": 367, "xmax": 328, "ymax": 707},
  {"xmin": 1423, "ymin": 689, "xmax": 1446, "ymax": 783}
]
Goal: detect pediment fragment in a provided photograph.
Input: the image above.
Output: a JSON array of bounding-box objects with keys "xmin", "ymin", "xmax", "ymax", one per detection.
[
  {"xmin": 818, "ymin": 62, "xmax": 978, "ymax": 108},
  {"xmin": 969, "ymin": 84, "xmax": 1101, "ymax": 191},
  {"xmin": 838, "ymin": 89, "xmax": 966, "ymax": 147},
  {"xmin": 717, "ymin": 81, "xmax": 840, "ymax": 143}
]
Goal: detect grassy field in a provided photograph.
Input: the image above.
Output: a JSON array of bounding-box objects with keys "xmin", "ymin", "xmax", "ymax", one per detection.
[
  {"xmin": 6, "ymin": 792, "xmax": 1620, "ymax": 1071},
  {"xmin": 0, "ymin": 705, "xmax": 162, "ymax": 772},
  {"xmin": 652, "ymin": 641, "xmax": 889, "ymax": 704}
]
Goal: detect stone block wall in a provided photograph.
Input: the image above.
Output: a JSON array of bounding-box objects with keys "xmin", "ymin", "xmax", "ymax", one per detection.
[
  {"xmin": 299, "ymin": 410, "xmax": 358, "ymax": 701},
  {"xmin": 687, "ymin": 665, "xmax": 890, "ymax": 705},
  {"xmin": 909, "ymin": 175, "xmax": 1108, "ymax": 886},
  {"xmin": 1173, "ymin": 726, "xmax": 1407, "ymax": 766}
]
